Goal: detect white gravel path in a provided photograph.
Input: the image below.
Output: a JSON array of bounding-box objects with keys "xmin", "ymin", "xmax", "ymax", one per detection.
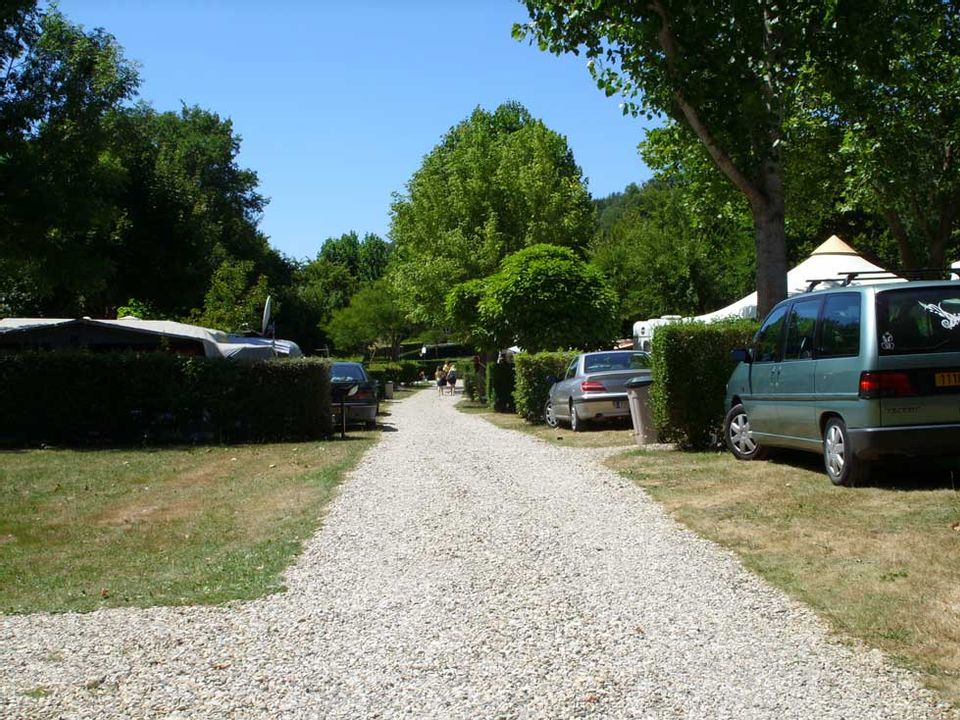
[{"xmin": 0, "ymin": 388, "xmax": 952, "ymax": 719}]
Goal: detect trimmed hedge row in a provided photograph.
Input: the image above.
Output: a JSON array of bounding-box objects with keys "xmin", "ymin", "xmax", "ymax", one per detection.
[
  {"xmin": 486, "ymin": 362, "xmax": 515, "ymax": 412},
  {"xmin": 365, "ymin": 360, "xmax": 420, "ymax": 387},
  {"xmin": 513, "ymin": 350, "xmax": 578, "ymax": 423},
  {"xmin": 0, "ymin": 353, "xmax": 333, "ymax": 445},
  {"xmin": 649, "ymin": 319, "xmax": 758, "ymax": 449}
]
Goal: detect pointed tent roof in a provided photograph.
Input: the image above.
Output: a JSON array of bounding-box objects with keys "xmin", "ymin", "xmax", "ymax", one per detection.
[{"xmin": 693, "ymin": 235, "xmax": 897, "ymax": 323}]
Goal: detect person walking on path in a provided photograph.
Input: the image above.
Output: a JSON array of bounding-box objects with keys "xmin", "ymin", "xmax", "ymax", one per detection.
[
  {"xmin": 445, "ymin": 363, "xmax": 457, "ymax": 395},
  {"xmin": 0, "ymin": 389, "xmax": 948, "ymax": 719},
  {"xmin": 434, "ymin": 364, "xmax": 446, "ymax": 395}
]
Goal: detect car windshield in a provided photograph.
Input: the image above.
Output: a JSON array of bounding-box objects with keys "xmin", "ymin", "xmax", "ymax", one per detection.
[
  {"xmin": 330, "ymin": 363, "xmax": 367, "ymax": 382},
  {"xmin": 583, "ymin": 352, "xmax": 650, "ymax": 372},
  {"xmin": 876, "ymin": 287, "xmax": 960, "ymax": 355}
]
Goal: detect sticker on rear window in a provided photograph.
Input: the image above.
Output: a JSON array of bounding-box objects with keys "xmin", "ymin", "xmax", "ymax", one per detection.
[
  {"xmin": 919, "ymin": 300, "xmax": 960, "ymax": 329},
  {"xmin": 880, "ymin": 332, "xmax": 895, "ymax": 350}
]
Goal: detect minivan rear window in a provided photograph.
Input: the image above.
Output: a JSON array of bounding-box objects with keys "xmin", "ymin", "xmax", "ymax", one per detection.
[{"xmin": 876, "ymin": 287, "xmax": 960, "ymax": 355}]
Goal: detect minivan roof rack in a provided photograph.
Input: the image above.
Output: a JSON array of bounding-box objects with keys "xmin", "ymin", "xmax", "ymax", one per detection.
[{"xmin": 804, "ymin": 268, "xmax": 952, "ymax": 292}]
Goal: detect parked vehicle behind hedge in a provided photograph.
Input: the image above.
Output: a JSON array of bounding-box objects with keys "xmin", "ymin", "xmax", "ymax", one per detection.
[
  {"xmin": 544, "ymin": 350, "xmax": 650, "ymax": 431},
  {"xmin": 329, "ymin": 362, "xmax": 379, "ymax": 429}
]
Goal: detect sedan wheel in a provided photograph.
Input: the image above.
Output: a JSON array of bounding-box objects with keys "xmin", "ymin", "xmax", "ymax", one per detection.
[
  {"xmin": 544, "ymin": 399, "xmax": 559, "ymax": 428},
  {"xmin": 570, "ymin": 403, "xmax": 584, "ymax": 432},
  {"xmin": 723, "ymin": 404, "xmax": 765, "ymax": 460},
  {"xmin": 823, "ymin": 417, "xmax": 869, "ymax": 487}
]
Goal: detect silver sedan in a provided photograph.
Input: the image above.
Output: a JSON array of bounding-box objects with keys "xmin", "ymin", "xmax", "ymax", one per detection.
[{"xmin": 544, "ymin": 351, "xmax": 651, "ymax": 431}]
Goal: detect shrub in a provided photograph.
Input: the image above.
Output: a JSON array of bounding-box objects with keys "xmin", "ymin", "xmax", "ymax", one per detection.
[
  {"xmin": 486, "ymin": 362, "xmax": 515, "ymax": 413},
  {"xmin": 366, "ymin": 361, "xmax": 420, "ymax": 388},
  {"xmin": 0, "ymin": 352, "xmax": 332, "ymax": 446},
  {"xmin": 461, "ymin": 362, "xmax": 480, "ymax": 401},
  {"xmin": 513, "ymin": 350, "xmax": 578, "ymax": 422},
  {"xmin": 649, "ymin": 319, "xmax": 758, "ymax": 449}
]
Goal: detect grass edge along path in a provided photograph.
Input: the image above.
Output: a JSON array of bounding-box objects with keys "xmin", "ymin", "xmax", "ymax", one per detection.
[
  {"xmin": 0, "ymin": 433, "xmax": 377, "ymax": 615},
  {"xmin": 456, "ymin": 398, "xmax": 635, "ymax": 449},
  {"xmin": 606, "ymin": 448, "xmax": 960, "ymax": 709}
]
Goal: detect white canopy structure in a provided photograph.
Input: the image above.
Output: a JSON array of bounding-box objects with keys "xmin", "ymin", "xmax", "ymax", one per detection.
[
  {"xmin": 632, "ymin": 235, "xmax": 898, "ymax": 348},
  {"xmin": 694, "ymin": 235, "xmax": 898, "ymax": 323}
]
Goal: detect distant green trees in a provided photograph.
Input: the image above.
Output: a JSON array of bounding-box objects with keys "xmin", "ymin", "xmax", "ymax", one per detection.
[{"xmin": 448, "ymin": 244, "xmax": 619, "ymax": 353}]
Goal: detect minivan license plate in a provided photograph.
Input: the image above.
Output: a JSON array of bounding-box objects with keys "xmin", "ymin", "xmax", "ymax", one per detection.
[{"xmin": 935, "ymin": 372, "xmax": 960, "ymax": 387}]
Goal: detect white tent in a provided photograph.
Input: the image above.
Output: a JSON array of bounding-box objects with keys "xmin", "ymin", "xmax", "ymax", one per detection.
[
  {"xmin": 632, "ymin": 235, "xmax": 898, "ymax": 348},
  {"xmin": 694, "ymin": 235, "xmax": 898, "ymax": 323}
]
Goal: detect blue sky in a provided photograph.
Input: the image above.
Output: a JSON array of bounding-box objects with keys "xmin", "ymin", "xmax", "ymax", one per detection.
[{"xmin": 57, "ymin": 1, "xmax": 656, "ymax": 260}]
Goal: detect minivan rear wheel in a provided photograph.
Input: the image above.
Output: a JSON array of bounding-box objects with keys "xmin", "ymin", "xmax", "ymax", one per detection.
[
  {"xmin": 823, "ymin": 417, "xmax": 870, "ymax": 487},
  {"xmin": 724, "ymin": 404, "xmax": 766, "ymax": 460}
]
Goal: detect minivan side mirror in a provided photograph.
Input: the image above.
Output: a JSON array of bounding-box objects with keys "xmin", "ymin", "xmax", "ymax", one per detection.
[
  {"xmin": 730, "ymin": 348, "xmax": 752, "ymax": 364},
  {"xmin": 545, "ymin": 374, "xmax": 558, "ymax": 386}
]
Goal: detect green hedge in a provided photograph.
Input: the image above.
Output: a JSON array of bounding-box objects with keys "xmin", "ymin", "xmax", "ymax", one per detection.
[
  {"xmin": 486, "ymin": 362, "xmax": 516, "ymax": 412},
  {"xmin": 513, "ymin": 350, "xmax": 578, "ymax": 423},
  {"xmin": 649, "ymin": 320, "xmax": 758, "ymax": 449},
  {"xmin": 366, "ymin": 361, "xmax": 420, "ymax": 387},
  {"xmin": 461, "ymin": 360, "xmax": 487, "ymax": 401},
  {"xmin": 0, "ymin": 353, "xmax": 332, "ymax": 446}
]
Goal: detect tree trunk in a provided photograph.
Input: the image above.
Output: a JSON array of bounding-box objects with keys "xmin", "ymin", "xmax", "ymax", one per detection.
[{"xmin": 749, "ymin": 174, "xmax": 788, "ymax": 319}]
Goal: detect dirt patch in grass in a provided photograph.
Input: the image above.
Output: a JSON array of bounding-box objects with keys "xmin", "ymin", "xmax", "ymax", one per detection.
[{"xmin": 608, "ymin": 448, "xmax": 960, "ymax": 706}]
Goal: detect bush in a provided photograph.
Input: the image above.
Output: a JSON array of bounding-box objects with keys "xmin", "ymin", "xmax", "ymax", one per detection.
[
  {"xmin": 366, "ymin": 360, "xmax": 420, "ymax": 387},
  {"xmin": 513, "ymin": 350, "xmax": 578, "ymax": 422},
  {"xmin": 460, "ymin": 358, "xmax": 490, "ymax": 401},
  {"xmin": 0, "ymin": 352, "xmax": 332, "ymax": 446},
  {"xmin": 649, "ymin": 319, "xmax": 758, "ymax": 449},
  {"xmin": 486, "ymin": 362, "xmax": 516, "ymax": 412}
]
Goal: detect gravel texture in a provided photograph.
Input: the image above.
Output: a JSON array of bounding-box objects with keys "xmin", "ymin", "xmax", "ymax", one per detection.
[{"xmin": 0, "ymin": 388, "xmax": 953, "ymax": 719}]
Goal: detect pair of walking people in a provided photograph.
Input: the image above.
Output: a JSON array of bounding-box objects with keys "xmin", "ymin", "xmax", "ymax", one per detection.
[{"xmin": 435, "ymin": 362, "xmax": 457, "ymax": 395}]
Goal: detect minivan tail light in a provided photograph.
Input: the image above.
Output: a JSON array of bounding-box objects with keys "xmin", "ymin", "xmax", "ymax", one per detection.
[
  {"xmin": 859, "ymin": 371, "xmax": 916, "ymax": 398},
  {"xmin": 580, "ymin": 380, "xmax": 606, "ymax": 392}
]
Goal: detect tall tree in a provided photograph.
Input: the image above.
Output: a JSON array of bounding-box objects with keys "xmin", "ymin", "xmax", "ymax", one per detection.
[
  {"xmin": 106, "ymin": 103, "xmax": 275, "ymax": 317},
  {"xmin": 0, "ymin": 5, "xmax": 138, "ymax": 315},
  {"xmin": 818, "ymin": 1, "xmax": 960, "ymax": 269},
  {"xmin": 518, "ymin": 1, "xmax": 825, "ymax": 316},
  {"xmin": 389, "ymin": 101, "xmax": 594, "ymax": 329},
  {"xmin": 326, "ymin": 278, "xmax": 413, "ymax": 359}
]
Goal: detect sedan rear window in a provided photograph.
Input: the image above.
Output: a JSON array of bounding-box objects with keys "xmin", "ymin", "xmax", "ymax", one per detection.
[
  {"xmin": 330, "ymin": 363, "xmax": 368, "ymax": 382},
  {"xmin": 583, "ymin": 352, "xmax": 650, "ymax": 372},
  {"xmin": 877, "ymin": 287, "xmax": 960, "ymax": 355}
]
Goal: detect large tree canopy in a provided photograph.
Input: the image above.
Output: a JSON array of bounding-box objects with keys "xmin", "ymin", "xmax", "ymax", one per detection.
[
  {"xmin": 0, "ymin": 4, "xmax": 139, "ymax": 315},
  {"xmin": 817, "ymin": 1, "xmax": 960, "ymax": 269},
  {"xmin": 389, "ymin": 101, "xmax": 594, "ymax": 330},
  {"xmin": 517, "ymin": 1, "xmax": 826, "ymax": 315}
]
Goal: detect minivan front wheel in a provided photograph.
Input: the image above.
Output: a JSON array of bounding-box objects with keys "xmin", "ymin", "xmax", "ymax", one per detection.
[
  {"xmin": 724, "ymin": 404, "xmax": 766, "ymax": 460},
  {"xmin": 823, "ymin": 417, "xmax": 869, "ymax": 487}
]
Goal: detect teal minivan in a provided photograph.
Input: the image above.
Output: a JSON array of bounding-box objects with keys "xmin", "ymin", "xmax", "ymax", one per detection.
[{"xmin": 724, "ymin": 280, "xmax": 960, "ymax": 485}]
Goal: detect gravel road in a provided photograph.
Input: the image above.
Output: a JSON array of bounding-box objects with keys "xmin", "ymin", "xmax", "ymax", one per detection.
[{"xmin": 0, "ymin": 388, "xmax": 952, "ymax": 719}]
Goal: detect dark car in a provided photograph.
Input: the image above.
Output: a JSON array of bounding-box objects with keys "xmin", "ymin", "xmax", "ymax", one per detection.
[
  {"xmin": 330, "ymin": 362, "xmax": 379, "ymax": 429},
  {"xmin": 544, "ymin": 350, "xmax": 651, "ymax": 431}
]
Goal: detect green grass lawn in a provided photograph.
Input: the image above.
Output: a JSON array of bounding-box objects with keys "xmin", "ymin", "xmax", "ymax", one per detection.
[
  {"xmin": 0, "ymin": 434, "xmax": 375, "ymax": 614},
  {"xmin": 607, "ymin": 448, "xmax": 960, "ymax": 707}
]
